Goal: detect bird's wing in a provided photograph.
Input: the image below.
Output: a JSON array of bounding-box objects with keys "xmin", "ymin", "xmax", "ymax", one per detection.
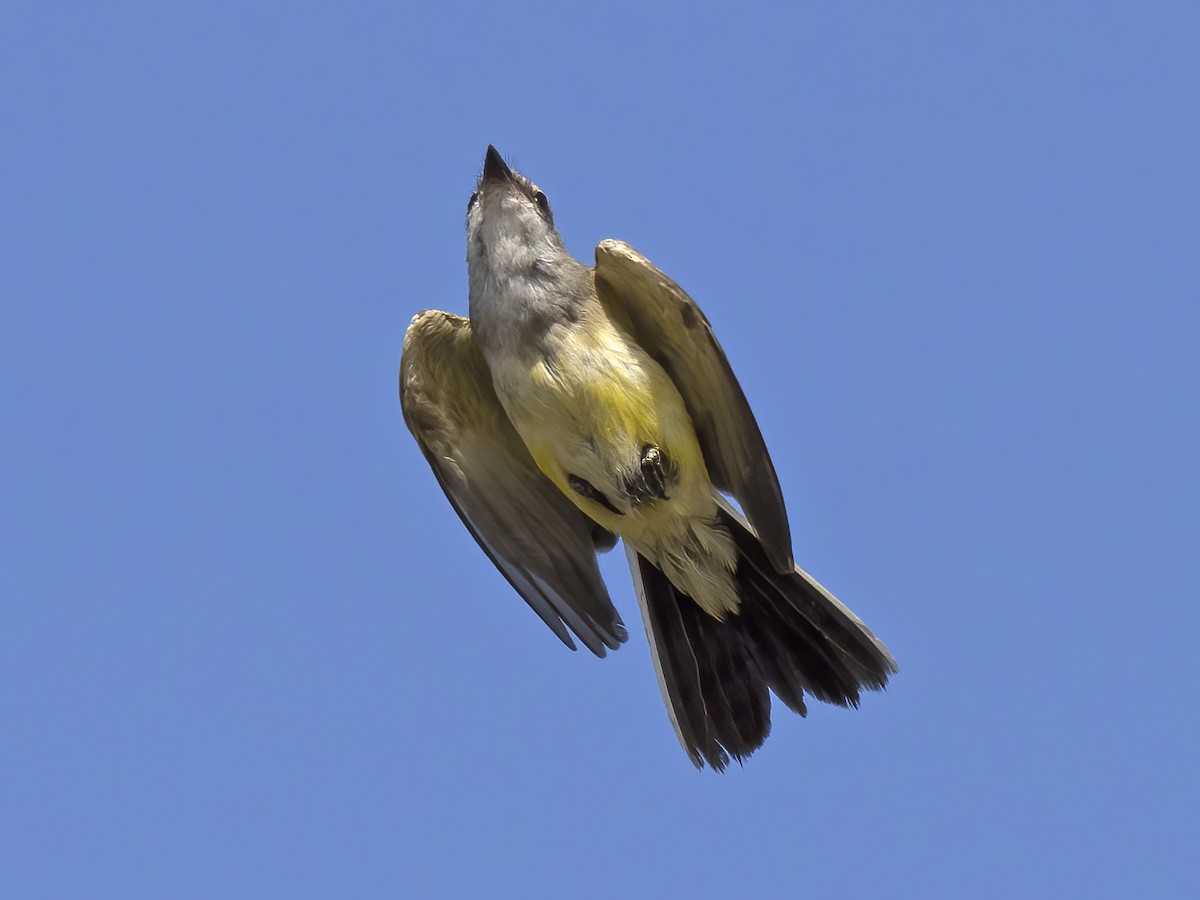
[
  {"xmin": 594, "ymin": 239, "xmax": 794, "ymax": 572},
  {"xmin": 400, "ymin": 310, "xmax": 628, "ymax": 656}
]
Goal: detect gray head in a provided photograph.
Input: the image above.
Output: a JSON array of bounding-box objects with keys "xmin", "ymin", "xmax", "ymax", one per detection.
[
  {"xmin": 465, "ymin": 147, "xmax": 575, "ymax": 289},
  {"xmin": 465, "ymin": 147, "xmax": 595, "ymax": 345}
]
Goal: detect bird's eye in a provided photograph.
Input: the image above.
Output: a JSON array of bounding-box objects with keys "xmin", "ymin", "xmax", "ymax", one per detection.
[
  {"xmin": 467, "ymin": 191, "xmax": 479, "ymax": 213},
  {"xmin": 532, "ymin": 190, "xmax": 551, "ymax": 216}
]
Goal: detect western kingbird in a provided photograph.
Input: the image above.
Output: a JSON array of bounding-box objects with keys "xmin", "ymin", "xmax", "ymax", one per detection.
[{"xmin": 400, "ymin": 146, "xmax": 896, "ymax": 770}]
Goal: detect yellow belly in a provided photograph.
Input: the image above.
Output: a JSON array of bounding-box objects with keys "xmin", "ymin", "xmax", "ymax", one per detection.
[
  {"xmin": 492, "ymin": 320, "xmax": 740, "ymax": 616},
  {"xmin": 497, "ymin": 321, "xmax": 710, "ymax": 539}
]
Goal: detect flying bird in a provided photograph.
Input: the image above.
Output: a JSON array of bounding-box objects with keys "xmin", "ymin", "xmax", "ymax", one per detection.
[{"xmin": 400, "ymin": 146, "xmax": 896, "ymax": 769}]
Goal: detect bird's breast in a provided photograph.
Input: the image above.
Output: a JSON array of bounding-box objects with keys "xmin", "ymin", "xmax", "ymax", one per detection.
[
  {"xmin": 494, "ymin": 321, "xmax": 661, "ymax": 452},
  {"xmin": 486, "ymin": 320, "xmax": 713, "ymax": 540}
]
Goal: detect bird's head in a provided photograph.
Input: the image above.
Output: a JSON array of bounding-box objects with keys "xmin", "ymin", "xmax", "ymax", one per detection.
[{"xmin": 466, "ymin": 146, "xmax": 568, "ymax": 284}]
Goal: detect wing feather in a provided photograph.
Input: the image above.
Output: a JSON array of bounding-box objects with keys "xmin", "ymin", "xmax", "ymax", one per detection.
[
  {"xmin": 594, "ymin": 240, "xmax": 794, "ymax": 572},
  {"xmin": 400, "ymin": 310, "xmax": 627, "ymax": 655}
]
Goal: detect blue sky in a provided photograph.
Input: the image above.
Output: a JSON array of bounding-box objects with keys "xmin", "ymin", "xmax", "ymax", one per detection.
[{"xmin": 2, "ymin": 2, "xmax": 1197, "ymax": 897}]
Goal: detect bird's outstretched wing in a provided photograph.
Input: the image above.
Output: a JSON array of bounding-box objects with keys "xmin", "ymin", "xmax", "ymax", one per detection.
[
  {"xmin": 400, "ymin": 310, "xmax": 628, "ymax": 655},
  {"xmin": 593, "ymin": 240, "xmax": 794, "ymax": 572}
]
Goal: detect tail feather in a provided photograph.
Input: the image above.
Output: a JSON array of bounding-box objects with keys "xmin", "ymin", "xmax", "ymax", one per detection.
[
  {"xmin": 629, "ymin": 500, "xmax": 897, "ymax": 771},
  {"xmin": 633, "ymin": 552, "xmax": 770, "ymax": 769}
]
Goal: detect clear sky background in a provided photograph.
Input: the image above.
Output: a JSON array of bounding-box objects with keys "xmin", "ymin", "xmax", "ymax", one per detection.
[{"xmin": 2, "ymin": 2, "xmax": 1197, "ymax": 898}]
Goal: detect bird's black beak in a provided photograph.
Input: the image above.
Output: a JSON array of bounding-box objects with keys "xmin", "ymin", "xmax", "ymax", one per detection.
[{"xmin": 482, "ymin": 145, "xmax": 513, "ymax": 183}]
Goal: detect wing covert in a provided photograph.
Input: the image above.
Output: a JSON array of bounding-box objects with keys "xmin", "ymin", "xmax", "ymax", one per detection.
[
  {"xmin": 593, "ymin": 240, "xmax": 794, "ymax": 572},
  {"xmin": 400, "ymin": 310, "xmax": 627, "ymax": 655}
]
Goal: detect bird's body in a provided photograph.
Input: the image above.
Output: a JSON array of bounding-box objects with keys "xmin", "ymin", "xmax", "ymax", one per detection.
[
  {"xmin": 478, "ymin": 270, "xmax": 740, "ymax": 617},
  {"xmin": 400, "ymin": 147, "xmax": 896, "ymax": 769}
]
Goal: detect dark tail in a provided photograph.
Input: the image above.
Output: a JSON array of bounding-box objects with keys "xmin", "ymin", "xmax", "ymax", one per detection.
[{"xmin": 630, "ymin": 501, "xmax": 897, "ymax": 771}]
